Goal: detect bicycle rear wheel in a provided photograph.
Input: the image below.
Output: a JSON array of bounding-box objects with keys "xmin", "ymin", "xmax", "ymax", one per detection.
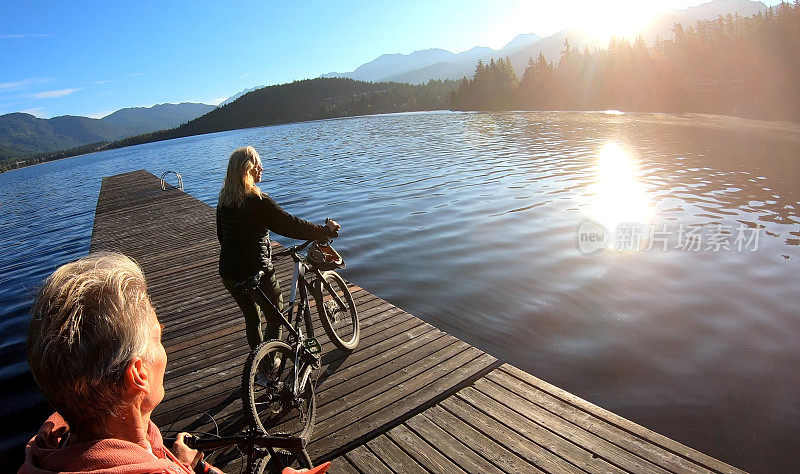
[
  {"xmin": 242, "ymin": 340, "xmax": 315, "ymax": 440},
  {"xmin": 314, "ymin": 271, "xmax": 359, "ymax": 351}
]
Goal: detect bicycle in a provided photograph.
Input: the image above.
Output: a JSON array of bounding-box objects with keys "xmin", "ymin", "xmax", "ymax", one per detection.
[
  {"xmin": 237, "ymin": 236, "xmax": 359, "ymax": 442},
  {"xmin": 165, "ymin": 431, "xmax": 330, "ymax": 474}
]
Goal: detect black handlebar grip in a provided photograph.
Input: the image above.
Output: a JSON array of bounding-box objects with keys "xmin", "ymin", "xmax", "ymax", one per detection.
[{"xmin": 183, "ymin": 434, "xmax": 197, "ymax": 449}]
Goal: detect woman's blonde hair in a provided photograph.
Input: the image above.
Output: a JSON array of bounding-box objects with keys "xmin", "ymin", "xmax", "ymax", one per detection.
[
  {"xmin": 27, "ymin": 252, "xmax": 153, "ymax": 440},
  {"xmin": 219, "ymin": 146, "xmax": 262, "ymax": 207}
]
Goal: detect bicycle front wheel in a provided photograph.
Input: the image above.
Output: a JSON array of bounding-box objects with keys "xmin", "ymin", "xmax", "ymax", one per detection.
[
  {"xmin": 314, "ymin": 271, "xmax": 359, "ymax": 351},
  {"xmin": 242, "ymin": 340, "xmax": 315, "ymax": 440},
  {"xmin": 252, "ymin": 448, "xmax": 313, "ymax": 474}
]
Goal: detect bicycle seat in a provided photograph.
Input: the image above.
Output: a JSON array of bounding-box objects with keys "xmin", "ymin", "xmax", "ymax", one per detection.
[
  {"xmin": 235, "ymin": 270, "xmax": 265, "ymax": 293},
  {"xmin": 282, "ymin": 462, "xmax": 331, "ymax": 474}
]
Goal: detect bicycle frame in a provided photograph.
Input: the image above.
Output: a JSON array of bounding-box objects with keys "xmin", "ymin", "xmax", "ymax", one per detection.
[
  {"xmin": 242, "ymin": 241, "xmax": 351, "ymax": 399},
  {"xmin": 244, "ymin": 249, "xmax": 319, "ymax": 400},
  {"xmin": 249, "ymin": 261, "xmax": 314, "ymax": 342}
]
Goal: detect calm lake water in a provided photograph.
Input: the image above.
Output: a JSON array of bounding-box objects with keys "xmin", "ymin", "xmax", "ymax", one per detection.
[{"xmin": 1, "ymin": 111, "xmax": 798, "ymax": 472}]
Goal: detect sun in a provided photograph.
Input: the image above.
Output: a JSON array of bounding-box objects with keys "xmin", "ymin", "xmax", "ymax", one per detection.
[{"xmin": 576, "ymin": 1, "xmax": 664, "ymax": 42}]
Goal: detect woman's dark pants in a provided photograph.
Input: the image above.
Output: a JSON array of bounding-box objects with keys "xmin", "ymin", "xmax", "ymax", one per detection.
[{"xmin": 222, "ymin": 268, "xmax": 284, "ymax": 349}]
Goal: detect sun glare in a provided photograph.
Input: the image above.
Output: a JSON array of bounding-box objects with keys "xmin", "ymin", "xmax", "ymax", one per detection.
[
  {"xmin": 588, "ymin": 142, "xmax": 652, "ymax": 245},
  {"xmin": 576, "ymin": 1, "xmax": 663, "ymax": 42}
]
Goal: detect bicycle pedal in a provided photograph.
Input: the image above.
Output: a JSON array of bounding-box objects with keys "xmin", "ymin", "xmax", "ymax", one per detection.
[{"xmin": 302, "ymin": 337, "xmax": 322, "ymax": 356}]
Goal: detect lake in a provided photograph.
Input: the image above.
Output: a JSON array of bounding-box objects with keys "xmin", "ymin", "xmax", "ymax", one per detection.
[{"xmin": 1, "ymin": 111, "xmax": 798, "ymax": 472}]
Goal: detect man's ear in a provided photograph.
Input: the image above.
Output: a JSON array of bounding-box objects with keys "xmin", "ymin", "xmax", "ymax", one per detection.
[{"xmin": 126, "ymin": 356, "xmax": 150, "ymax": 395}]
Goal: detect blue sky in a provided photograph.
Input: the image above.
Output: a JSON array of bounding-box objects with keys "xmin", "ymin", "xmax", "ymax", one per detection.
[{"xmin": 0, "ymin": 0, "xmax": 782, "ymax": 118}]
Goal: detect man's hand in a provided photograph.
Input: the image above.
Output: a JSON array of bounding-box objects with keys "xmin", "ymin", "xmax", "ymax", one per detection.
[{"xmin": 170, "ymin": 432, "xmax": 204, "ymax": 468}]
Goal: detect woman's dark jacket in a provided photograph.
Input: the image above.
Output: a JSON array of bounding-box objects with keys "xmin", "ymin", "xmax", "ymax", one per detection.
[{"xmin": 217, "ymin": 193, "xmax": 331, "ymax": 282}]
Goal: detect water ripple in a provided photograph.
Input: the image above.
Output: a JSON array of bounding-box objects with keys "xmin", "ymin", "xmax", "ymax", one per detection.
[{"xmin": 1, "ymin": 111, "xmax": 798, "ymax": 471}]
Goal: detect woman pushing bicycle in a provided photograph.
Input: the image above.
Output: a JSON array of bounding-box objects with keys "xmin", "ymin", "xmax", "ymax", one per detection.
[{"xmin": 217, "ymin": 146, "xmax": 340, "ymax": 349}]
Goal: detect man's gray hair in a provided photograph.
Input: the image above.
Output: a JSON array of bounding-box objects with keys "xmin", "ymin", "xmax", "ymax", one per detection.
[{"xmin": 27, "ymin": 252, "xmax": 153, "ymax": 439}]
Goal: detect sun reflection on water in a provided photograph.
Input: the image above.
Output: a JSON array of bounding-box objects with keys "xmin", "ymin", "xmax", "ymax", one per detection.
[{"xmin": 588, "ymin": 142, "xmax": 653, "ymax": 248}]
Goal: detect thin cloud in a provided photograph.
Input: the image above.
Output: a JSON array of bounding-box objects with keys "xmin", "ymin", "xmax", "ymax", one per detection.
[
  {"xmin": 127, "ymin": 72, "xmax": 143, "ymax": 77},
  {"xmin": 0, "ymin": 34, "xmax": 50, "ymax": 39},
  {"xmin": 92, "ymin": 80, "xmax": 113, "ymax": 85},
  {"xmin": 20, "ymin": 108, "xmax": 45, "ymax": 117},
  {"xmin": 0, "ymin": 102, "xmax": 21, "ymax": 115},
  {"xmin": 0, "ymin": 77, "xmax": 53, "ymax": 92},
  {"xmin": 31, "ymin": 88, "xmax": 81, "ymax": 99}
]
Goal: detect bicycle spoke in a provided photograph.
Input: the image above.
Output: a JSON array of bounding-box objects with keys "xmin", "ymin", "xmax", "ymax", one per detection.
[
  {"xmin": 243, "ymin": 341, "xmax": 315, "ymax": 440},
  {"xmin": 315, "ymin": 271, "xmax": 359, "ymax": 351}
]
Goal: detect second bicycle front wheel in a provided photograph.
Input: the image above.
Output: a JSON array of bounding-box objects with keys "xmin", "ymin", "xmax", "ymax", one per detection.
[
  {"xmin": 314, "ymin": 271, "xmax": 359, "ymax": 351},
  {"xmin": 242, "ymin": 340, "xmax": 315, "ymax": 440},
  {"xmin": 252, "ymin": 448, "xmax": 313, "ymax": 474}
]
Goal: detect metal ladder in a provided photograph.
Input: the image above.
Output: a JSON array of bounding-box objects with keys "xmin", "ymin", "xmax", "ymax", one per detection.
[{"xmin": 160, "ymin": 171, "xmax": 184, "ymax": 191}]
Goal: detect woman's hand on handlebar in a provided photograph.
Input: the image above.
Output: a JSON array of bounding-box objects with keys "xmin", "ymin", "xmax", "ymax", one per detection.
[
  {"xmin": 170, "ymin": 432, "xmax": 204, "ymax": 469},
  {"xmin": 325, "ymin": 218, "xmax": 340, "ymax": 237}
]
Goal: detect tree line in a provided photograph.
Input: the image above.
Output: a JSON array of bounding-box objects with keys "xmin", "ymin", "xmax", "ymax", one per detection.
[{"xmin": 453, "ymin": 2, "xmax": 800, "ymax": 121}]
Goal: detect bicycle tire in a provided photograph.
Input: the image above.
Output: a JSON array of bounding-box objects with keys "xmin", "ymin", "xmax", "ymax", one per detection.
[
  {"xmin": 314, "ymin": 271, "xmax": 359, "ymax": 351},
  {"xmin": 242, "ymin": 340, "xmax": 315, "ymax": 440},
  {"xmin": 252, "ymin": 449, "xmax": 313, "ymax": 474}
]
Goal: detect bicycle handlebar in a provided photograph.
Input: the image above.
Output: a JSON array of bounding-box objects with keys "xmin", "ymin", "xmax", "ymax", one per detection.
[
  {"xmin": 165, "ymin": 433, "xmax": 305, "ymax": 451},
  {"xmin": 271, "ymin": 218, "xmax": 339, "ymax": 259},
  {"xmin": 272, "ymin": 233, "xmax": 338, "ymax": 259},
  {"xmin": 272, "ymin": 239, "xmax": 315, "ymax": 259}
]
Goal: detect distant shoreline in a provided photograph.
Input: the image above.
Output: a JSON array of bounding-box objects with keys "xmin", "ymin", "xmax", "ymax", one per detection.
[{"xmin": 4, "ymin": 109, "xmax": 799, "ymax": 175}]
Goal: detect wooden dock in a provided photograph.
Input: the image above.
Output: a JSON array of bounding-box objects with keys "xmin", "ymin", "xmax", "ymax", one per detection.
[{"xmin": 90, "ymin": 170, "xmax": 745, "ymax": 473}]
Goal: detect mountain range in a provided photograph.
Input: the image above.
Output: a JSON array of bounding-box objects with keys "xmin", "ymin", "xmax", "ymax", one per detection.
[
  {"xmin": 320, "ymin": 0, "xmax": 767, "ymax": 84},
  {"xmin": 0, "ymin": 102, "xmax": 214, "ymax": 160}
]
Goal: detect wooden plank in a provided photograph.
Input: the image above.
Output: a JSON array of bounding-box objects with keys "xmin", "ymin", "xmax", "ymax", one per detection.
[
  {"xmin": 155, "ymin": 283, "xmax": 381, "ymax": 343},
  {"xmin": 158, "ymin": 284, "xmax": 380, "ymax": 355},
  {"xmin": 161, "ymin": 294, "xmax": 393, "ymax": 371},
  {"xmin": 328, "ymin": 456, "xmax": 360, "ymax": 474},
  {"xmin": 316, "ymin": 325, "xmax": 442, "ymax": 393},
  {"xmin": 156, "ymin": 310, "xmax": 427, "ymax": 423},
  {"xmin": 440, "ymin": 393, "xmax": 582, "ymax": 474},
  {"xmin": 404, "ymin": 409, "xmax": 505, "ymax": 474},
  {"xmin": 313, "ymin": 341, "xmax": 472, "ymax": 426},
  {"xmin": 364, "ymin": 434, "xmax": 427, "ymax": 473},
  {"xmin": 421, "ymin": 404, "xmax": 544, "ymax": 474},
  {"xmin": 458, "ymin": 383, "xmax": 635, "ymax": 474},
  {"xmin": 162, "ymin": 309, "xmax": 422, "ymax": 399},
  {"xmin": 385, "ymin": 424, "xmax": 467, "ymax": 474},
  {"xmin": 311, "ymin": 351, "xmax": 497, "ymax": 458},
  {"xmin": 342, "ymin": 445, "xmax": 392, "ymax": 474},
  {"xmin": 315, "ymin": 334, "xmax": 462, "ymax": 409},
  {"xmin": 163, "ymin": 305, "xmax": 417, "ymax": 391},
  {"xmin": 475, "ymin": 375, "xmax": 682, "ymax": 474},
  {"xmin": 496, "ymin": 365, "xmax": 745, "ymax": 474}
]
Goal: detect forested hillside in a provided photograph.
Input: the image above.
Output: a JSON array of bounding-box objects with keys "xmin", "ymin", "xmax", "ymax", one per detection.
[
  {"xmin": 102, "ymin": 78, "xmax": 458, "ymax": 151},
  {"xmin": 453, "ymin": 3, "xmax": 800, "ymax": 121}
]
